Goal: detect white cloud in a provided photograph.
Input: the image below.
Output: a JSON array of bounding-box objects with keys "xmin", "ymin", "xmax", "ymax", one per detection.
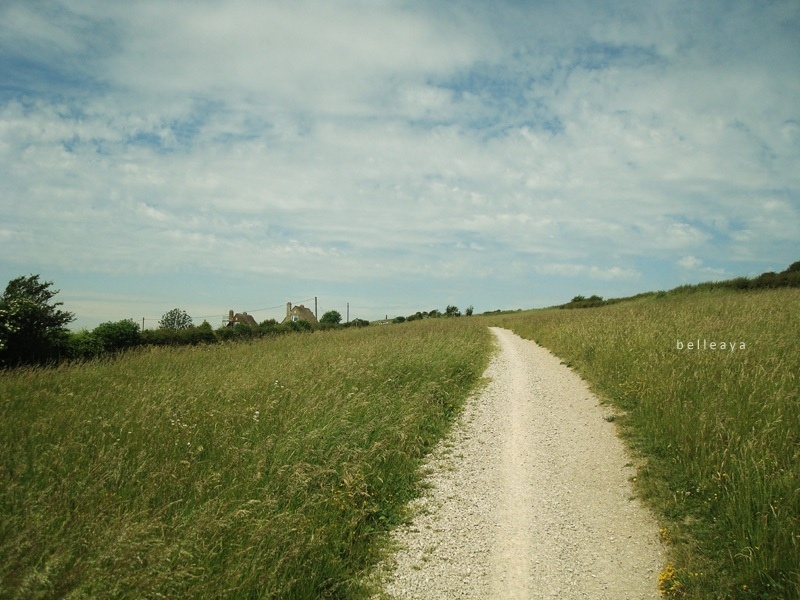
[
  {"xmin": 678, "ymin": 255, "xmax": 703, "ymax": 270},
  {"xmin": 534, "ymin": 263, "xmax": 640, "ymax": 281},
  {"xmin": 1, "ymin": 1, "xmax": 798, "ymax": 326}
]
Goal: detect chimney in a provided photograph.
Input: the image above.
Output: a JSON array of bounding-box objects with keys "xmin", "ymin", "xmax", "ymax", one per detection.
[
  {"xmin": 286, "ymin": 302, "xmax": 292, "ymax": 319},
  {"xmin": 228, "ymin": 309, "xmax": 234, "ymax": 323}
]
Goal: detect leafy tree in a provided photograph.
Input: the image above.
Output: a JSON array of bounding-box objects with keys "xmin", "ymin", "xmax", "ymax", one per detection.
[
  {"xmin": 93, "ymin": 319, "xmax": 141, "ymax": 352},
  {"xmin": 785, "ymin": 260, "xmax": 800, "ymax": 273},
  {"xmin": 0, "ymin": 274, "xmax": 75, "ymax": 366},
  {"xmin": 320, "ymin": 310, "xmax": 342, "ymax": 325},
  {"xmin": 158, "ymin": 308, "xmax": 193, "ymax": 331},
  {"xmin": 445, "ymin": 305, "xmax": 461, "ymax": 317},
  {"xmin": 465, "ymin": 305, "xmax": 474, "ymax": 317}
]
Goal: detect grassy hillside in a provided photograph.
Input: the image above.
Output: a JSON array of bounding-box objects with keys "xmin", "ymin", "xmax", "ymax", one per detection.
[
  {"xmin": 0, "ymin": 318, "xmax": 491, "ymax": 599},
  {"xmin": 487, "ymin": 287, "xmax": 800, "ymax": 599}
]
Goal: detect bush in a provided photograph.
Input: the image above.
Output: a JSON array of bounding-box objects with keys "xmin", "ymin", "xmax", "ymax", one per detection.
[
  {"xmin": 142, "ymin": 326, "xmax": 215, "ymax": 347},
  {"xmin": 191, "ymin": 321, "xmax": 217, "ymax": 344},
  {"xmin": 345, "ymin": 318, "xmax": 370, "ymax": 328},
  {"xmin": 320, "ymin": 310, "xmax": 342, "ymax": 325},
  {"xmin": 287, "ymin": 319, "xmax": 312, "ymax": 332},
  {"xmin": 93, "ymin": 319, "xmax": 141, "ymax": 353},
  {"xmin": 66, "ymin": 330, "xmax": 105, "ymax": 360},
  {"xmin": 445, "ymin": 305, "xmax": 461, "ymax": 317},
  {"xmin": 561, "ymin": 294, "xmax": 606, "ymax": 309},
  {"xmin": 214, "ymin": 326, "xmax": 238, "ymax": 342}
]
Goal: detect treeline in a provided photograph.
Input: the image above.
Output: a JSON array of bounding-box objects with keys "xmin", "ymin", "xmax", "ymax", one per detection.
[
  {"xmin": 0, "ymin": 275, "xmax": 368, "ymax": 368},
  {"xmin": 392, "ymin": 304, "xmax": 473, "ymax": 323},
  {"xmin": 67, "ymin": 315, "xmax": 329, "ymax": 362},
  {"xmin": 560, "ymin": 260, "xmax": 800, "ymax": 309}
]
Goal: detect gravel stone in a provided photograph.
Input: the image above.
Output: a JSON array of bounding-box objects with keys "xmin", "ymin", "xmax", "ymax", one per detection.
[{"xmin": 376, "ymin": 327, "xmax": 665, "ymax": 599}]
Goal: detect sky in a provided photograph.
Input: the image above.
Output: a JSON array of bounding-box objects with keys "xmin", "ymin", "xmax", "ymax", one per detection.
[{"xmin": 1, "ymin": 1, "xmax": 798, "ymax": 330}]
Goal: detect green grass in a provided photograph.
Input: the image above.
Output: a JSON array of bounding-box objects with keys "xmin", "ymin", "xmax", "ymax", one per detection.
[
  {"xmin": 0, "ymin": 318, "xmax": 491, "ymax": 599},
  {"xmin": 486, "ymin": 287, "xmax": 800, "ymax": 599}
]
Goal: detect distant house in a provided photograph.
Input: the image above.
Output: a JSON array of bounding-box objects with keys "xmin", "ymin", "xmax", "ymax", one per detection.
[
  {"xmin": 282, "ymin": 302, "xmax": 318, "ymax": 325},
  {"xmin": 226, "ymin": 310, "xmax": 258, "ymax": 328}
]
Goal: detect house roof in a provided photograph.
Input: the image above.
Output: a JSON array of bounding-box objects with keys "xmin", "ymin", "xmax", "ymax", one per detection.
[{"xmin": 282, "ymin": 304, "xmax": 318, "ymax": 324}]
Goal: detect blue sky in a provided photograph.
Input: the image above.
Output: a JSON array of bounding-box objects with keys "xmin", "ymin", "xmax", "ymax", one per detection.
[{"xmin": 1, "ymin": 1, "xmax": 798, "ymax": 330}]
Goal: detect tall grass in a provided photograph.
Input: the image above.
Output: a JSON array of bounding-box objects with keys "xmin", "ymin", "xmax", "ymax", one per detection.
[
  {"xmin": 488, "ymin": 288, "xmax": 800, "ymax": 598},
  {"xmin": 0, "ymin": 318, "xmax": 491, "ymax": 599}
]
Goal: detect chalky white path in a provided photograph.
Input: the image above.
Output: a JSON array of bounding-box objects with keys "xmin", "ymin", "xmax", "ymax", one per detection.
[{"xmin": 379, "ymin": 327, "xmax": 664, "ymax": 599}]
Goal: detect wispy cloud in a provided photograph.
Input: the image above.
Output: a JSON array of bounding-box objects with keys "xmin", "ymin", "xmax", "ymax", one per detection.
[{"xmin": 1, "ymin": 1, "xmax": 798, "ymax": 327}]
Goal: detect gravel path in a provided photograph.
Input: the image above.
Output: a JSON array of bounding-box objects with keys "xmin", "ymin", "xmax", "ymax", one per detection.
[{"xmin": 376, "ymin": 327, "xmax": 664, "ymax": 599}]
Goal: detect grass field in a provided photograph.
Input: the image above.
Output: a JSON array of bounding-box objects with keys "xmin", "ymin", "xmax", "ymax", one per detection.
[
  {"xmin": 487, "ymin": 287, "xmax": 800, "ymax": 599},
  {"xmin": 0, "ymin": 318, "xmax": 491, "ymax": 598},
  {"xmin": 4, "ymin": 287, "xmax": 798, "ymax": 599}
]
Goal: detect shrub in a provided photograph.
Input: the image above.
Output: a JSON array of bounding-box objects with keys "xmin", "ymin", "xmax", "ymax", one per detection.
[
  {"xmin": 320, "ymin": 310, "xmax": 342, "ymax": 325},
  {"xmin": 287, "ymin": 319, "xmax": 312, "ymax": 332},
  {"xmin": 445, "ymin": 305, "xmax": 461, "ymax": 317},
  {"xmin": 232, "ymin": 323, "xmax": 255, "ymax": 338},
  {"xmin": 142, "ymin": 326, "xmax": 213, "ymax": 346},
  {"xmin": 66, "ymin": 330, "xmax": 105, "ymax": 360},
  {"xmin": 93, "ymin": 319, "xmax": 141, "ymax": 352},
  {"xmin": 190, "ymin": 321, "xmax": 217, "ymax": 345},
  {"xmin": 214, "ymin": 326, "xmax": 238, "ymax": 342},
  {"xmin": 344, "ymin": 318, "xmax": 369, "ymax": 328}
]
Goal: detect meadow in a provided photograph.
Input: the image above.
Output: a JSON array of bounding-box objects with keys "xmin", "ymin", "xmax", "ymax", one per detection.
[
  {"xmin": 3, "ymin": 286, "xmax": 798, "ymax": 599},
  {"xmin": 0, "ymin": 318, "xmax": 491, "ymax": 598},
  {"xmin": 488, "ymin": 287, "xmax": 800, "ymax": 599}
]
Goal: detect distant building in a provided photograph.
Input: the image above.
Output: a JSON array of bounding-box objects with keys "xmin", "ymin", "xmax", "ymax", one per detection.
[
  {"xmin": 226, "ymin": 310, "xmax": 258, "ymax": 328},
  {"xmin": 282, "ymin": 302, "xmax": 318, "ymax": 325}
]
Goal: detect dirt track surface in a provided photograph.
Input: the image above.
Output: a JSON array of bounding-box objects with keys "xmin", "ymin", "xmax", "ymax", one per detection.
[{"xmin": 378, "ymin": 327, "xmax": 664, "ymax": 599}]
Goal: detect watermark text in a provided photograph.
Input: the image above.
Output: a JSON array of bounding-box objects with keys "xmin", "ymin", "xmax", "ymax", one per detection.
[{"xmin": 676, "ymin": 339, "xmax": 746, "ymax": 351}]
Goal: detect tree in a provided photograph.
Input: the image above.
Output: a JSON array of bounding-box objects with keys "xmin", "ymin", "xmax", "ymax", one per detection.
[
  {"xmin": 445, "ymin": 305, "xmax": 461, "ymax": 317},
  {"xmin": 0, "ymin": 274, "xmax": 75, "ymax": 366},
  {"xmin": 785, "ymin": 260, "xmax": 800, "ymax": 273},
  {"xmin": 158, "ymin": 308, "xmax": 193, "ymax": 331},
  {"xmin": 93, "ymin": 319, "xmax": 141, "ymax": 352},
  {"xmin": 320, "ymin": 310, "xmax": 342, "ymax": 325},
  {"xmin": 465, "ymin": 305, "xmax": 474, "ymax": 317}
]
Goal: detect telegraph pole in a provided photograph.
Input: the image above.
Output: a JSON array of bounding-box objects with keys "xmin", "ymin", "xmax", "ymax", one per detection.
[{"xmin": 315, "ymin": 297, "xmax": 318, "ymax": 320}]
